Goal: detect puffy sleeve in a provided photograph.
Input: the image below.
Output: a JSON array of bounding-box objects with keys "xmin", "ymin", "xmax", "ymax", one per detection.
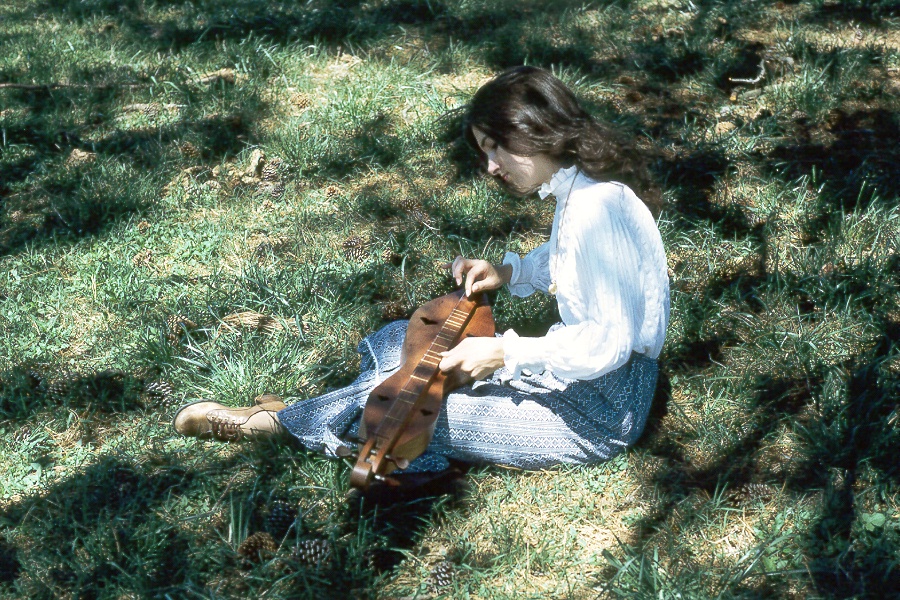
[
  {"xmin": 502, "ymin": 242, "xmax": 551, "ymax": 297},
  {"xmin": 502, "ymin": 184, "xmax": 659, "ymax": 380}
]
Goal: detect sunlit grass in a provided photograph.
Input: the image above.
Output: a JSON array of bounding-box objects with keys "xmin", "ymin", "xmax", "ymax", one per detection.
[{"xmin": 1, "ymin": 0, "xmax": 899, "ymax": 597}]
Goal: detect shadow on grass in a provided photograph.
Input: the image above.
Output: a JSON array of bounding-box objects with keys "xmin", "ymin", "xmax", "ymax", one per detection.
[
  {"xmin": 641, "ymin": 373, "xmax": 818, "ymax": 504},
  {"xmin": 799, "ymin": 0, "xmax": 900, "ymax": 24},
  {"xmin": 0, "ymin": 150, "xmax": 154, "ymax": 256},
  {"xmin": 316, "ymin": 113, "xmax": 404, "ymax": 179},
  {"xmin": 628, "ymin": 314, "xmax": 900, "ymax": 595},
  {"xmin": 659, "ymin": 149, "xmax": 752, "ymax": 235},
  {"xmin": 2, "ymin": 0, "xmax": 899, "ymax": 596},
  {"xmin": 0, "ymin": 454, "xmax": 197, "ymax": 598},
  {"xmin": 0, "ymin": 437, "xmax": 471, "ymax": 597},
  {"xmin": 0, "ymin": 365, "xmax": 152, "ymax": 422},
  {"xmin": 7, "ymin": 0, "xmax": 894, "ymax": 233},
  {"xmin": 712, "ymin": 40, "xmax": 768, "ymax": 95},
  {"xmin": 794, "ymin": 323, "xmax": 900, "ymax": 597},
  {"xmin": 439, "ymin": 207, "xmax": 537, "ymax": 243},
  {"xmin": 0, "ymin": 89, "xmax": 257, "ymax": 257},
  {"xmin": 4, "ymin": 0, "xmax": 779, "ymax": 260},
  {"xmin": 21, "ymin": 0, "xmax": 607, "ymax": 65},
  {"xmin": 767, "ymin": 108, "xmax": 900, "ymax": 231},
  {"xmin": 626, "ymin": 198, "xmax": 900, "ymax": 592}
]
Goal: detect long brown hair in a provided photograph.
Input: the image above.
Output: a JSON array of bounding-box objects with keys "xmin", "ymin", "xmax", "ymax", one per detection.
[{"xmin": 464, "ymin": 66, "xmax": 661, "ymax": 215}]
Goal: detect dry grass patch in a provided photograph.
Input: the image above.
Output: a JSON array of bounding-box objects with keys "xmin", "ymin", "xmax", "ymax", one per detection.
[{"xmin": 381, "ymin": 461, "xmax": 647, "ymax": 597}]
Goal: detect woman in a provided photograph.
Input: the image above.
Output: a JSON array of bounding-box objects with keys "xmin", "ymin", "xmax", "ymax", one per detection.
[{"xmin": 174, "ymin": 66, "xmax": 669, "ymax": 474}]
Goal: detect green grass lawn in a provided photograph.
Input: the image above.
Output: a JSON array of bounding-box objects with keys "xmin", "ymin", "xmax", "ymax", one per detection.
[{"xmin": 1, "ymin": 0, "xmax": 899, "ymax": 597}]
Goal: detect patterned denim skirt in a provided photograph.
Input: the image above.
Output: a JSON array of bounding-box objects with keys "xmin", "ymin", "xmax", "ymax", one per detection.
[{"xmin": 278, "ymin": 320, "xmax": 658, "ymax": 473}]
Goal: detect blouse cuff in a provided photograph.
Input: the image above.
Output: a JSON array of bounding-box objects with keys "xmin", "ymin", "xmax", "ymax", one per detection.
[
  {"xmin": 502, "ymin": 252, "xmax": 536, "ymax": 298},
  {"xmin": 502, "ymin": 329, "xmax": 547, "ymax": 379}
]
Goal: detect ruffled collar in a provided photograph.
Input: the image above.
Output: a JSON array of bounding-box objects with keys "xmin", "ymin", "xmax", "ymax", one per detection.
[{"xmin": 538, "ymin": 165, "xmax": 579, "ymax": 200}]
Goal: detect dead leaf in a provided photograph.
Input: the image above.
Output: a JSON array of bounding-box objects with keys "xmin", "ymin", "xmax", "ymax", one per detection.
[{"xmin": 218, "ymin": 311, "xmax": 299, "ymax": 336}]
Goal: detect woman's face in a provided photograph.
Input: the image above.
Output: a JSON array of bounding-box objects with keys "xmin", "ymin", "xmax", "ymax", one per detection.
[{"xmin": 471, "ymin": 127, "xmax": 562, "ymax": 195}]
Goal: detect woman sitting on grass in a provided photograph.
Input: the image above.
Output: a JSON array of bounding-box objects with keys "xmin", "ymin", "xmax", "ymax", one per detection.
[{"xmin": 174, "ymin": 66, "xmax": 669, "ymax": 476}]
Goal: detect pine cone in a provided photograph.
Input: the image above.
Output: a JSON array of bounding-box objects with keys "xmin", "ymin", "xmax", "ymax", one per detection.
[
  {"xmin": 165, "ymin": 315, "xmax": 198, "ymax": 345},
  {"xmin": 238, "ymin": 532, "xmax": 277, "ymax": 564},
  {"xmin": 179, "ymin": 141, "xmax": 201, "ymax": 158},
  {"xmin": 289, "ymin": 92, "xmax": 311, "ymax": 109},
  {"xmin": 22, "ymin": 369, "xmax": 43, "ymax": 390},
  {"xmin": 260, "ymin": 158, "xmax": 282, "ymax": 182},
  {"xmin": 132, "ymin": 248, "xmax": 153, "ymax": 268},
  {"xmin": 254, "ymin": 241, "xmax": 274, "ymax": 261},
  {"xmin": 397, "ymin": 198, "xmax": 431, "ymax": 225},
  {"xmin": 122, "ymin": 102, "xmax": 161, "ymax": 118},
  {"xmin": 265, "ymin": 500, "xmax": 298, "ymax": 539},
  {"xmin": 730, "ymin": 482, "xmax": 776, "ymax": 504},
  {"xmin": 258, "ymin": 181, "xmax": 284, "ymax": 198},
  {"xmin": 268, "ymin": 181, "xmax": 285, "ymax": 198},
  {"xmin": 408, "ymin": 208, "xmax": 432, "ymax": 226},
  {"xmin": 381, "ymin": 248, "xmax": 402, "ymax": 266},
  {"xmin": 324, "ymin": 185, "xmax": 340, "ymax": 198},
  {"xmin": 396, "ymin": 197, "xmax": 419, "ymax": 212},
  {"xmin": 143, "ymin": 380, "xmax": 174, "ymax": 400},
  {"xmin": 46, "ymin": 375, "xmax": 75, "ymax": 401},
  {"xmin": 380, "ymin": 301, "xmax": 406, "ymax": 321},
  {"xmin": 293, "ymin": 538, "xmax": 332, "ymax": 567},
  {"xmin": 342, "ymin": 236, "xmax": 368, "ymax": 262},
  {"xmin": 428, "ymin": 560, "xmax": 456, "ymax": 591}
]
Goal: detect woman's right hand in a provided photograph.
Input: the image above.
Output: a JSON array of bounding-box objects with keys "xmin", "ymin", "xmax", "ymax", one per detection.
[{"xmin": 445, "ymin": 256, "xmax": 512, "ymax": 297}]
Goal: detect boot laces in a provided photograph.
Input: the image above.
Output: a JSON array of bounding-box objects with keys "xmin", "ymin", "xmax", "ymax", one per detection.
[{"xmin": 208, "ymin": 413, "xmax": 244, "ymax": 441}]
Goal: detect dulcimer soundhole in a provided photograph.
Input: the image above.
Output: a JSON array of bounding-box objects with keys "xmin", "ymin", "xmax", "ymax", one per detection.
[{"xmin": 351, "ymin": 289, "xmax": 495, "ymax": 490}]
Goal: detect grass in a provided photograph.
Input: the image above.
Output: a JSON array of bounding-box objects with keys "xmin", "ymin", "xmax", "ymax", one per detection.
[{"xmin": 1, "ymin": 0, "xmax": 899, "ymax": 597}]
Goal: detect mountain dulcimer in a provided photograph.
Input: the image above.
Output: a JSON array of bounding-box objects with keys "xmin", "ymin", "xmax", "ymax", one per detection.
[{"xmin": 341, "ymin": 290, "xmax": 495, "ymax": 490}]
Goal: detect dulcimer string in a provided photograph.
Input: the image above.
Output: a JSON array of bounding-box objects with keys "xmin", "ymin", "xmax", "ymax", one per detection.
[
  {"xmin": 371, "ymin": 296, "xmax": 471, "ymax": 445},
  {"xmin": 346, "ymin": 290, "xmax": 494, "ymax": 489}
]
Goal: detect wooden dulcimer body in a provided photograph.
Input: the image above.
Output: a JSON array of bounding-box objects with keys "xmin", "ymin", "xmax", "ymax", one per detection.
[{"xmin": 347, "ymin": 290, "xmax": 495, "ymax": 490}]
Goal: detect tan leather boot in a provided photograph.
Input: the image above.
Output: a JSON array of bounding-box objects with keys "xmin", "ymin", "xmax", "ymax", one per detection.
[
  {"xmin": 206, "ymin": 405, "xmax": 285, "ymax": 441},
  {"xmin": 173, "ymin": 401, "xmax": 285, "ymax": 441},
  {"xmin": 172, "ymin": 400, "xmax": 227, "ymax": 439},
  {"xmin": 253, "ymin": 393, "xmax": 286, "ymax": 409}
]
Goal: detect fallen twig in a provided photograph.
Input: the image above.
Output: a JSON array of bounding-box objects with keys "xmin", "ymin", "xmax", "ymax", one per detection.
[
  {"xmin": 730, "ymin": 58, "xmax": 767, "ymax": 85},
  {"xmin": 217, "ymin": 311, "xmax": 300, "ymax": 336},
  {"xmin": 189, "ymin": 68, "xmax": 237, "ymax": 86},
  {"xmin": 122, "ymin": 102, "xmax": 186, "ymax": 113}
]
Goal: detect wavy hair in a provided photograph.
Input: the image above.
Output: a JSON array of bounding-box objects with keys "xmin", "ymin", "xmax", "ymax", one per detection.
[{"xmin": 464, "ymin": 66, "xmax": 661, "ymax": 215}]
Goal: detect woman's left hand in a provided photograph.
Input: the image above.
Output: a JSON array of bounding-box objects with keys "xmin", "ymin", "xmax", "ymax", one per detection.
[{"xmin": 439, "ymin": 337, "xmax": 505, "ymax": 381}]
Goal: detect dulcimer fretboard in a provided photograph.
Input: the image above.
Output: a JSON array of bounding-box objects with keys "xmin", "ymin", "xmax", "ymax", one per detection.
[{"xmin": 371, "ymin": 295, "xmax": 474, "ymax": 445}]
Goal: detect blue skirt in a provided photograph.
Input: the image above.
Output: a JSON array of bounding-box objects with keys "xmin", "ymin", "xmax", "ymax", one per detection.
[{"xmin": 278, "ymin": 320, "xmax": 658, "ymax": 472}]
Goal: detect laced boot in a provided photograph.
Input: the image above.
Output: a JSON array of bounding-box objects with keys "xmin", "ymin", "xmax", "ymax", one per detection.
[
  {"xmin": 173, "ymin": 401, "xmax": 285, "ymax": 441},
  {"xmin": 173, "ymin": 400, "xmax": 227, "ymax": 440},
  {"xmin": 206, "ymin": 405, "xmax": 285, "ymax": 441},
  {"xmin": 253, "ymin": 393, "xmax": 286, "ymax": 410}
]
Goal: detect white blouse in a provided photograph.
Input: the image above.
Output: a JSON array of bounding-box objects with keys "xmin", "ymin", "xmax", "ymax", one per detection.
[{"xmin": 501, "ymin": 166, "xmax": 669, "ymax": 380}]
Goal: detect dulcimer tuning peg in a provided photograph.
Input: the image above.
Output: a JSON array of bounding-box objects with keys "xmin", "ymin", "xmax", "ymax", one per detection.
[
  {"xmin": 373, "ymin": 474, "xmax": 401, "ymax": 487},
  {"xmin": 335, "ymin": 445, "xmax": 357, "ymax": 459},
  {"xmin": 388, "ymin": 456, "xmax": 410, "ymax": 470}
]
